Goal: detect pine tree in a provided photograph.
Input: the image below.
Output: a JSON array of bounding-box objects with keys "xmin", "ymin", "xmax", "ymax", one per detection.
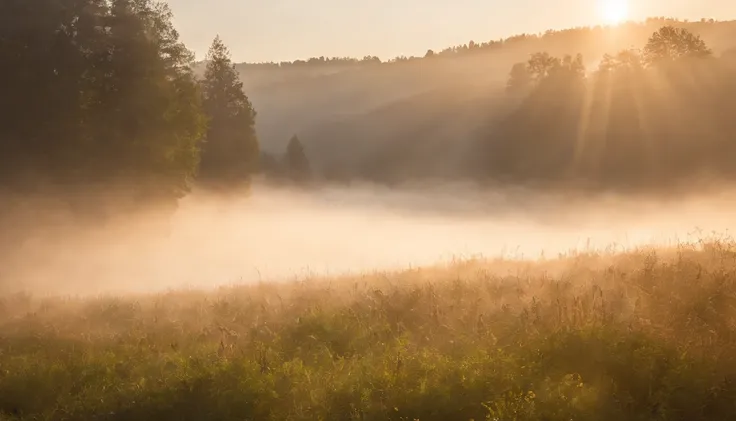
[
  {"xmin": 285, "ymin": 135, "xmax": 311, "ymax": 183},
  {"xmin": 200, "ymin": 36, "xmax": 259, "ymax": 185}
]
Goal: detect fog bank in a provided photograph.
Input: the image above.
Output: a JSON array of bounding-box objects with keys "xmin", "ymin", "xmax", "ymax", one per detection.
[{"xmin": 1, "ymin": 182, "xmax": 734, "ymax": 297}]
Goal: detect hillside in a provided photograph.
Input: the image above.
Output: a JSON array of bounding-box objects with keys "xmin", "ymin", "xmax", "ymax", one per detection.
[
  {"xmin": 220, "ymin": 18, "xmax": 736, "ymax": 191},
  {"xmin": 4, "ymin": 239, "xmax": 736, "ymax": 420},
  {"xmin": 215, "ymin": 18, "xmax": 736, "ymax": 158}
]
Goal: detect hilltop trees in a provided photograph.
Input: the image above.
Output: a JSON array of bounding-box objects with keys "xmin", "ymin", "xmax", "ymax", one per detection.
[
  {"xmin": 483, "ymin": 25, "xmax": 736, "ymax": 190},
  {"xmin": 199, "ymin": 36, "xmax": 260, "ymax": 187},
  {"xmin": 505, "ymin": 52, "xmax": 585, "ymax": 97},
  {"xmin": 643, "ymin": 26, "xmax": 712, "ymax": 65},
  {"xmin": 598, "ymin": 49, "xmax": 644, "ymax": 74}
]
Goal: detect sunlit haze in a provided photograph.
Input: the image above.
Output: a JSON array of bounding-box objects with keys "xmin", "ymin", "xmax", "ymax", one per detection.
[
  {"xmin": 4, "ymin": 183, "xmax": 735, "ymax": 297},
  {"xmin": 7, "ymin": 0, "xmax": 736, "ymax": 417},
  {"xmin": 600, "ymin": 0, "xmax": 629, "ymax": 24},
  {"xmin": 167, "ymin": 0, "xmax": 736, "ymax": 62}
]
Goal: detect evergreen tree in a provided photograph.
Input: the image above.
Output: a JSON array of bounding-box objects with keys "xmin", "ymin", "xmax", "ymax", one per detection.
[
  {"xmin": 285, "ymin": 135, "xmax": 311, "ymax": 183},
  {"xmin": 200, "ymin": 36, "xmax": 259, "ymax": 186}
]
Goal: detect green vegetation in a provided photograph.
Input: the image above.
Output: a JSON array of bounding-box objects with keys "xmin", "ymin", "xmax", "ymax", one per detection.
[
  {"xmin": 2, "ymin": 3, "xmax": 736, "ymax": 203},
  {"xmin": 3, "ymin": 239, "xmax": 736, "ymax": 420},
  {"xmin": 199, "ymin": 36, "xmax": 259, "ymax": 187},
  {"xmin": 3, "ymin": 8, "xmax": 736, "ymax": 419},
  {"xmin": 0, "ymin": 0, "xmax": 207, "ymax": 201},
  {"xmin": 0, "ymin": 0, "xmax": 262, "ymax": 221}
]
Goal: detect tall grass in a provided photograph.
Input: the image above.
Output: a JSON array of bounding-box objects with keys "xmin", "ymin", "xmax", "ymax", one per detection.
[{"xmin": 2, "ymin": 238, "xmax": 736, "ymax": 420}]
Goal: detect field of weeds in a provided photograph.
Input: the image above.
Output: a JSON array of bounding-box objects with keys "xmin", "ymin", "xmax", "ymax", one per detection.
[{"xmin": 2, "ymin": 238, "xmax": 736, "ymax": 420}]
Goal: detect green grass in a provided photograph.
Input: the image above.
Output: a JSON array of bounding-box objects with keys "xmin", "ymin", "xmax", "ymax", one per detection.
[{"xmin": 3, "ymin": 238, "xmax": 736, "ymax": 420}]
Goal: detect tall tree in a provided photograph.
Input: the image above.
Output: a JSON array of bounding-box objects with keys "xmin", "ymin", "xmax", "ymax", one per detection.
[
  {"xmin": 285, "ymin": 135, "xmax": 311, "ymax": 183},
  {"xmin": 200, "ymin": 36, "xmax": 259, "ymax": 186}
]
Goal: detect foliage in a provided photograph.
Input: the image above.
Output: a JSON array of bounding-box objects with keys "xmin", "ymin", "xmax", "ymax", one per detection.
[
  {"xmin": 0, "ymin": 0, "xmax": 206, "ymax": 204},
  {"xmin": 598, "ymin": 49, "xmax": 644, "ymax": 73},
  {"xmin": 643, "ymin": 25, "xmax": 713, "ymax": 66},
  {"xmin": 297, "ymin": 22, "xmax": 736, "ymax": 191},
  {"xmin": 199, "ymin": 36, "xmax": 260, "ymax": 187},
  {"xmin": 473, "ymin": 25, "xmax": 736, "ymax": 190},
  {"xmin": 3, "ymin": 240, "xmax": 736, "ymax": 420}
]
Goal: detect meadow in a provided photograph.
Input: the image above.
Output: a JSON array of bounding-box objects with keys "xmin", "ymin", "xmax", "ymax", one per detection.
[{"xmin": 2, "ymin": 237, "xmax": 736, "ymax": 421}]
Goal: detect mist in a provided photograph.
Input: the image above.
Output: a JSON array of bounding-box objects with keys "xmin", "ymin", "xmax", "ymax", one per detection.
[{"xmin": 2, "ymin": 182, "xmax": 734, "ymax": 297}]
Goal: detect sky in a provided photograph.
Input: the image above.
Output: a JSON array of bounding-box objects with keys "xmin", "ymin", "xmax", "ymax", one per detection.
[{"xmin": 167, "ymin": 0, "xmax": 736, "ymax": 63}]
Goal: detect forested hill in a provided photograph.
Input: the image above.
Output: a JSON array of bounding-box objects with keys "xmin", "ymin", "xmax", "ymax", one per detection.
[
  {"xmin": 202, "ymin": 18, "xmax": 736, "ymax": 192},
  {"xmin": 195, "ymin": 18, "xmax": 736, "ymax": 152},
  {"xmin": 3, "ymin": 4, "xmax": 736, "ymax": 221}
]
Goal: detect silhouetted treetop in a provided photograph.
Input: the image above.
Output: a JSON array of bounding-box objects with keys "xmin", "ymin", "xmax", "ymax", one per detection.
[
  {"xmin": 598, "ymin": 49, "xmax": 644, "ymax": 73},
  {"xmin": 285, "ymin": 135, "xmax": 311, "ymax": 183},
  {"xmin": 643, "ymin": 26, "xmax": 713, "ymax": 66}
]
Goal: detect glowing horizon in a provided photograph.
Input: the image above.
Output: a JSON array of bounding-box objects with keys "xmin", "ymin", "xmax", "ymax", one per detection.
[
  {"xmin": 600, "ymin": 0, "xmax": 629, "ymax": 25},
  {"xmin": 166, "ymin": 0, "xmax": 736, "ymax": 63}
]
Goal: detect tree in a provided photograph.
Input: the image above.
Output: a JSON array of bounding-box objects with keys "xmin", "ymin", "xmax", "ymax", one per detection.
[
  {"xmin": 527, "ymin": 52, "xmax": 561, "ymax": 81},
  {"xmin": 199, "ymin": 36, "xmax": 259, "ymax": 186},
  {"xmin": 643, "ymin": 26, "xmax": 712, "ymax": 66},
  {"xmin": 506, "ymin": 63, "xmax": 532, "ymax": 95},
  {"xmin": 0, "ymin": 0, "xmax": 206, "ymax": 206},
  {"xmin": 598, "ymin": 49, "xmax": 644, "ymax": 74},
  {"xmin": 285, "ymin": 135, "xmax": 312, "ymax": 183},
  {"xmin": 554, "ymin": 54, "xmax": 586, "ymax": 80},
  {"xmin": 94, "ymin": 0, "xmax": 206, "ymax": 201}
]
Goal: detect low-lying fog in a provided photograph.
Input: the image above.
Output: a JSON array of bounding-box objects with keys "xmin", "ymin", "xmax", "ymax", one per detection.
[{"xmin": 2, "ymin": 182, "xmax": 735, "ymax": 297}]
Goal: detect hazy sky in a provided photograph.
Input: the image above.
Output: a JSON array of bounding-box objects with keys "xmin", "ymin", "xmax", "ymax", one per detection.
[{"xmin": 167, "ymin": 0, "xmax": 736, "ymax": 63}]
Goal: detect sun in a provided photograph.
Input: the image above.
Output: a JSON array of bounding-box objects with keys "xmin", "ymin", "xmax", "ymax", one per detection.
[{"xmin": 600, "ymin": 0, "xmax": 629, "ymax": 25}]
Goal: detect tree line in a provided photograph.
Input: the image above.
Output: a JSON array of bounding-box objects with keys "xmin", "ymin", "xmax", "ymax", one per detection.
[
  {"xmin": 301, "ymin": 25, "xmax": 736, "ymax": 192},
  {"xmin": 473, "ymin": 25, "xmax": 736, "ymax": 191},
  {"xmin": 230, "ymin": 17, "xmax": 735, "ymax": 72},
  {"xmin": 0, "ymin": 0, "xmax": 310, "ymax": 223},
  {"xmin": 2, "ymin": 0, "xmax": 735, "ymax": 222}
]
